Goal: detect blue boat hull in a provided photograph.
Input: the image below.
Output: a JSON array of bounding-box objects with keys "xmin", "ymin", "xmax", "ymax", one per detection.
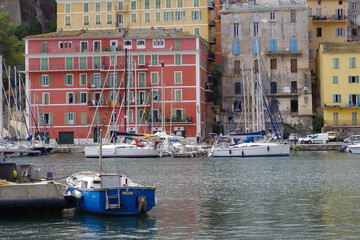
[{"xmin": 69, "ymin": 187, "xmax": 156, "ymax": 215}]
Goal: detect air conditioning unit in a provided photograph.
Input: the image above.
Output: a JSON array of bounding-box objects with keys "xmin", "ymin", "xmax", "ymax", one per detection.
[
  {"xmin": 116, "ymin": 47, "xmax": 121, "ymax": 51},
  {"xmin": 285, "ymin": 48, "xmax": 290, "ymax": 52},
  {"xmin": 104, "ymin": 46, "xmax": 110, "ymax": 51}
]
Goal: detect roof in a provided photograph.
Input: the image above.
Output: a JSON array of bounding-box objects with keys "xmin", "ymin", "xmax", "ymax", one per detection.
[
  {"xmin": 220, "ymin": 0, "xmax": 307, "ymax": 13},
  {"xmin": 26, "ymin": 28, "xmax": 198, "ymax": 40},
  {"xmin": 320, "ymin": 42, "xmax": 360, "ymax": 53}
]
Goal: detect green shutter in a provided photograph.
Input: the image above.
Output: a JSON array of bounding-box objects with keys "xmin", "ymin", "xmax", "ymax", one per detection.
[
  {"xmin": 73, "ymin": 112, "xmax": 76, "ymax": 125},
  {"xmin": 200, "ymin": 10, "xmax": 202, "ymax": 20},
  {"xmin": 77, "ymin": 93, "xmax": 80, "ymax": 103},
  {"xmin": 42, "ymin": 42, "xmax": 47, "ymax": 53},
  {"xmin": 182, "ymin": 109, "xmax": 185, "ymax": 118},
  {"xmin": 50, "ymin": 113, "xmax": 53, "ymax": 125},
  {"xmin": 349, "ymin": 76, "xmax": 352, "ymax": 83},
  {"xmin": 175, "ymin": 39, "xmax": 180, "ymax": 49},
  {"xmin": 145, "ymin": 91, "xmax": 148, "ymax": 104},
  {"xmin": 64, "ymin": 112, "xmax": 68, "ymax": 124},
  {"xmin": 101, "ymin": 74, "xmax": 104, "ymax": 86},
  {"xmin": 81, "ymin": 112, "xmax": 87, "ymax": 124},
  {"xmin": 192, "ymin": 11, "xmax": 194, "ymax": 20},
  {"xmin": 39, "ymin": 75, "xmax": 43, "ymax": 86},
  {"xmin": 91, "ymin": 74, "xmax": 94, "ymax": 86},
  {"xmin": 70, "ymin": 75, "xmax": 73, "ymax": 85},
  {"xmin": 137, "ymin": 92, "xmax": 140, "ymax": 104},
  {"xmin": 64, "ymin": 74, "xmax": 67, "ymax": 85},
  {"xmin": 48, "ymin": 75, "xmax": 51, "ymax": 86}
]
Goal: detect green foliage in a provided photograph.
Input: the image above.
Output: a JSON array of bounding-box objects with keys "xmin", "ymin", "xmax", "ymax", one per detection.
[
  {"xmin": 0, "ymin": 12, "xmax": 24, "ymax": 66},
  {"xmin": 46, "ymin": 21, "xmax": 57, "ymax": 33},
  {"xmin": 213, "ymin": 124, "xmax": 224, "ymax": 135},
  {"xmin": 14, "ymin": 18, "xmax": 42, "ymax": 40},
  {"xmin": 312, "ymin": 116, "xmax": 324, "ymax": 133}
]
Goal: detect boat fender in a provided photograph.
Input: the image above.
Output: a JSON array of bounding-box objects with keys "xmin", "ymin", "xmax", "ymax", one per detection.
[
  {"xmin": 113, "ymin": 148, "xmax": 116, "ymax": 154},
  {"xmin": 267, "ymin": 146, "xmax": 270, "ymax": 151},
  {"xmin": 241, "ymin": 150, "xmax": 244, "ymax": 157},
  {"xmin": 73, "ymin": 190, "xmax": 83, "ymax": 199},
  {"xmin": 229, "ymin": 149, "xmax": 232, "ymax": 155},
  {"xmin": 138, "ymin": 197, "xmax": 147, "ymax": 214},
  {"xmin": 154, "ymin": 197, "xmax": 158, "ymax": 207}
]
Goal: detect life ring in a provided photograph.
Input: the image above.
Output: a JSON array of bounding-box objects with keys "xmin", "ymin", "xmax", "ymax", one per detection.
[{"xmin": 304, "ymin": 87, "xmax": 308, "ymax": 91}]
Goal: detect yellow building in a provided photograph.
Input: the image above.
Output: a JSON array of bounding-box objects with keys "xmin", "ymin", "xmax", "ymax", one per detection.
[
  {"xmin": 56, "ymin": 0, "xmax": 215, "ymax": 41},
  {"xmin": 308, "ymin": 0, "xmax": 347, "ymax": 73},
  {"xmin": 317, "ymin": 42, "xmax": 360, "ymax": 126}
]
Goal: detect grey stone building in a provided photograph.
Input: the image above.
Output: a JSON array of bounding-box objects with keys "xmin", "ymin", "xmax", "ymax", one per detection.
[
  {"xmin": 348, "ymin": 0, "xmax": 360, "ymax": 41},
  {"xmin": 220, "ymin": 0, "xmax": 313, "ymax": 134}
]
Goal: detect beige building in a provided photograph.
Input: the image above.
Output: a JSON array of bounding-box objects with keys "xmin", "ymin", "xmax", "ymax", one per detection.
[
  {"xmin": 348, "ymin": 0, "xmax": 360, "ymax": 41},
  {"xmin": 220, "ymin": 0, "xmax": 312, "ymax": 133}
]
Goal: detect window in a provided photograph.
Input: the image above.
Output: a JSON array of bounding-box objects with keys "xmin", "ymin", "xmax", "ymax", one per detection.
[
  {"xmin": 92, "ymin": 74, "xmax": 102, "ymax": 88},
  {"xmin": 145, "ymin": 12, "xmax": 150, "ymax": 22},
  {"xmin": 333, "ymin": 58, "xmax": 339, "ymax": 69},
  {"xmin": 309, "ymin": 49, "xmax": 313, "ymax": 59},
  {"xmin": 79, "ymin": 57, "xmax": 87, "ymax": 70},
  {"xmin": 318, "ymin": 0, "xmax": 321, "ymax": 5},
  {"xmin": 333, "ymin": 94, "xmax": 341, "ymax": 103},
  {"xmin": 316, "ymin": 8, "xmax": 321, "ymax": 17},
  {"xmin": 118, "ymin": 1, "xmax": 123, "ymax": 10},
  {"xmin": 251, "ymin": 24, "xmax": 261, "ymax": 37},
  {"xmin": 192, "ymin": 10, "xmax": 202, "ymax": 21},
  {"xmin": 291, "ymin": 59, "xmax": 297, "ymax": 73},
  {"xmin": 65, "ymin": 112, "xmax": 76, "ymax": 125},
  {"xmin": 80, "ymin": 41, "xmax": 88, "ymax": 52},
  {"xmin": 339, "ymin": 0, "xmax": 342, "ymax": 5},
  {"xmin": 308, "ymin": 31, "xmax": 312, "ymax": 42},
  {"xmin": 353, "ymin": 28, "xmax": 358, "ymax": 37},
  {"xmin": 93, "ymin": 41, "xmax": 101, "ymax": 52},
  {"xmin": 175, "ymin": 90, "xmax": 182, "ymax": 101},
  {"xmin": 78, "ymin": 92, "xmax": 88, "ymax": 104},
  {"xmin": 176, "ymin": 11, "xmax": 184, "ymax": 21},
  {"xmin": 107, "ymin": 2, "xmax": 112, "ymax": 11},
  {"xmin": 151, "ymin": 72, "xmax": 159, "ymax": 84},
  {"xmin": 270, "ymin": 59, "xmax": 277, "ymax": 70},
  {"xmin": 155, "ymin": 0, "xmax": 161, "ymax": 8},
  {"xmin": 144, "ymin": 0, "xmax": 150, "ymax": 9},
  {"xmin": 350, "ymin": 57, "xmax": 356, "ymax": 68},
  {"xmin": 270, "ymin": 82, "xmax": 277, "ymax": 94},
  {"xmin": 138, "ymin": 55, "xmax": 145, "ymax": 65},
  {"xmin": 253, "ymin": 12, "xmax": 259, "ymax": 22},
  {"xmin": 336, "ymin": 28, "xmax": 345, "ymax": 37},
  {"xmin": 234, "ymin": 60, "xmax": 240, "ymax": 74},
  {"xmin": 194, "ymin": 28, "xmax": 200, "ymax": 35},
  {"xmin": 107, "ymin": 14, "xmax": 113, "ymax": 24},
  {"xmin": 175, "ymin": 72, "xmax": 182, "ymax": 84},
  {"xmin": 64, "ymin": 74, "xmax": 73, "ymax": 86},
  {"xmin": 349, "ymin": 94, "xmax": 358, "ymax": 107},
  {"xmin": 41, "ymin": 42, "xmax": 47, "ymax": 54},
  {"xmin": 81, "ymin": 112, "xmax": 87, "ymax": 125},
  {"xmin": 95, "ymin": 2, "xmax": 100, "ymax": 12},
  {"xmin": 178, "ymin": 0, "xmax": 183, "ymax": 7},
  {"xmin": 93, "ymin": 56, "xmax": 101, "ymax": 69},
  {"xmin": 235, "ymin": 82, "xmax": 241, "ymax": 94},
  {"xmin": 65, "ymin": 16, "xmax": 71, "ymax": 26},
  {"xmin": 41, "ymin": 58, "xmax": 48, "ymax": 71},
  {"xmin": 270, "ymin": 39, "xmax": 276, "ymax": 53},
  {"xmin": 165, "ymin": 11, "xmax": 173, "ymax": 21},
  {"xmin": 352, "ymin": 3, "xmax": 358, "ymax": 10},
  {"xmin": 152, "ymin": 90, "xmax": 161, "ymax": 101},
  {"xmin": 65, "ymin": 3, "xmax": 70, "ymax": 13},
  {"xmin": 234, "ymin": 13, "xmax": 239, "ymax": 23},
  {"xmin": 138, "ymin": 72, "xmax": 146, "ymax": 87},
  {"xmin": 233, "ymin": 25, "xmax": 240, "ymax": 37},
  {"xmin": 166, "ymin": 0, "xmax": 172, "ymax": 8},
  {"xmin": 291, "ymin": 99, "xmax": 298, "ymax": 113},
  {"xmin": 175, "ymin": 54, "xmax": 181, "ymax": 65},
  {"xmin": 290, "ymin": 23, "xmax": 296, "ymax": 37},
  {"xmin": 84, "ymin": 3, "xmax": 89, "ymax": 12},
  {"xmin": 270, "ymin": 11, "xmax": 276, "ymax": 21},
  {"xmin": 155, "ymin": 12, "xmax": 161, "ymax": 22},
  {"xmin": 124, "ymin": 40, "xmax": 132, "ymax": 49},
  {"xmin": 42, "ymin": 94, "xmax": 50, "ymax": 107},
  {"xmin": 308, "ymin": 8, "xmax": 312, "ymax": 17},
  {"xmin": 66, "ymin": 93, "xmax": 76, "ymax": 104},
  {"xmin": 42, "ymin": 113, "xmax": 52, "ymax": 125},
  {"xmin": 83, "ymin": 15, "xmax": 89, "ymax": 25},
  {"xmin": 137, "ymin": 91, "xmax": 148, "ymax": 105},
  {"xmin": 131, "ymin": 13, "xmax": 137, "ymax": 22},
  {"xmin": 137, "ymin": 40, "xmax": 145, "ymax": 49},
  {"xmin": 330, "ymin": 76, "xmax": 338, "ymax": 85},
  {"xmin": 349, "ymin": 76, "xmax": 359, "ymax": 83},
  {"xmin": 80, "ymin": 74, "xmax": 87, "ymax": 85},
  {"xmin": 333, "ymin": 112, "xmax": 338, "ymax": 124},
  {"xmin": 316, "ymin": 28, "xmax": 322, "ymax": 37},
  {"xmin": 151, "ymin": 55, "xmax": 158, "ymax": 65},
  {"xmin": 153, "ymin": 39, "xmax": 164, "ymax": 48},
  {"xmin": 291, "ymin": 11, "xmax": 296, "ymax": 21},
  {"xmin": 40, "ymin": 75, "xmax": 50, "ymax": 86},
  {"xmin": 269, "ymin": 24, "xmax": 276, "ymax": 37},
  {"xmin": 110, "ymin": 55, "xmax": 116, "ymax": 66},
  {"xmin": 95, "ymin": 14, "xmax": 101, "ymax": 25},
  {"xmin": 66, "ymin": 57, "xmax": 73, "ymax": 70}
]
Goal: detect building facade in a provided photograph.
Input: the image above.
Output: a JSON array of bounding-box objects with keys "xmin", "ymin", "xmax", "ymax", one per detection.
[
  {"xmin": 220, "ymin": 0, "xmax": 312, "ymax": 133},
  {"xmin": 347, "ymin": 0, "xmax": 360, "ymax": 41},
  {"xmin": 307, "ymin": 0, "xmax": 348, "ymax": 73},
  {"xmin": 25, "ymin": 28, "xmax": 208, "ymax": 144},
  {"xmin": 317, "ymin": 42, "xmax": 360, "ymax": 128},
  {"xmin": 56, "ymin": 0, "xmax": 216, "ymax": 41}
]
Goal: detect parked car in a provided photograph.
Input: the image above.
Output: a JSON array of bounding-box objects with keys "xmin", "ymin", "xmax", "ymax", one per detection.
[
  {"xmin": 298, "ymin": 133, "xmax": 329, "ymax": 144},
  {"xmin": 338, "ymin": 134, "xmax": 347, "ymax": 142},
  {"xmin": 326, "ymin": 131, "xmax": 337, "ymax": 141},
  {"xmin": 344, "ymin": 135, "xmax": 360, "ymax": 143},
  {"xmin": 289, "ymin": 133, "xmax": 299, "ymax": 141}
]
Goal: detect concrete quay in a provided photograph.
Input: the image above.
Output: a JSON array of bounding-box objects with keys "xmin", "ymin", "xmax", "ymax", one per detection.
[
  {"xmin": 54, "ymin": 145, "xmax": 84, "ymax": 153},
  {"xmin": 290, "ymin": 142, "xmax": 343, "ymax": 151}
]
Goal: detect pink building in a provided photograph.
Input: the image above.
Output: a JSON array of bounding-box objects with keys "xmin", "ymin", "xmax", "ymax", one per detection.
[{"xmin": 25, "ymin": 28, "xmax": 208, "ymax": 144}]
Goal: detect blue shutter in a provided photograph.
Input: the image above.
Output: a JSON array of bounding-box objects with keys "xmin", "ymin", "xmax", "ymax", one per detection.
[
  {"xmin": 270, "ymin": 39, "xmax": 276, "ymax": 53},
  {"xmin": 234, "ymin": 40, "xmax": 240, "ymax": 55},
  {"xmin": 349, "ymin": 94, "xmax": 352, "ymax": 107},
  {"xmin": 291, "ymin": 39, "xmax": 297, "ymax": 52},
  {"xmin": 358, "ymin": 94, "xmax": 360, "ymax": 106},
  {"xmin": 253, "ymin": 40, "xmax": 258, "ymax": 55},
  {"xmin": 349, "ymin": 76, "xmax": 351, "ymax": 83},
  {"xmin": 339, "ymin": 94, "xmax": 341, "ymax": 103},
  {"xmin": 333, "ymin": 95, "xmax": 336, "ymax": 103},
  {"xmin": 357, "ymin": 76, "xmax": 359, "ymax": 83}
]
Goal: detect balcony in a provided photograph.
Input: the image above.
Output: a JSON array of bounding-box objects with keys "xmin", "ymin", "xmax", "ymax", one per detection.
[
  {"xmin": 324, "ymin": 120, "xmax": 358, "ymax": 126},
  {"xmin": 88, "ymin": 100, "xmax": 110, "ymax": 108},
  {"xmin": 208, "ymin": 37, "xmax": 216, "ymax": 45},
  {"xmin": 208, "ymin": 0, "xmax": 215, "ymax": 10},
  {"xmin": 312, "ymin": 15, "xmax": 347, "ymax": 22},
  {"xmin": 209, "ymin": 20, "xmax": 215, "ymax": 27},
  {"xmin": 116, "ymin": 5, "xmax": 129, "ymax": 12},
  {"xmin": 165, "ymin": 116, "xmax": 192, "ymax": 123},
  {"xmin": 266, "ymin": 50, "xmax": 302, "ymax": 56},
  {"xmin": 208, "ymin": 52, "xmax": 215, "ymax": 62},
  {"xmin": 323, "ymin": 103, "xmax": 360, "ymax": 109}
]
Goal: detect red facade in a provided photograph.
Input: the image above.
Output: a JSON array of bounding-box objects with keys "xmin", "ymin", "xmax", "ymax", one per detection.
[{"xmin": 25, "ymin": 29, "xmax": 208, "ymax": 144}]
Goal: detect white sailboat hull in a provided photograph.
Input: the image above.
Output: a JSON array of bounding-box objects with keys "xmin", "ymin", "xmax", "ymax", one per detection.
[
  {"xmin": 348, "ymin": 144, "xmax": 360, "ymax": 154},
  {"xmin": 211, "ymin": 143, "xmax": 290, "ymax": 157},
  {"xmin": 84, "ymin": 144, "xmax": 161, "ymax": 158}
]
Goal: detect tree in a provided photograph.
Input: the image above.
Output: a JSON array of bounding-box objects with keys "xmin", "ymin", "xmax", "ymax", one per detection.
[{"xmin": 29, "ymin": 0, "xmax": 48, "ymax": 33}]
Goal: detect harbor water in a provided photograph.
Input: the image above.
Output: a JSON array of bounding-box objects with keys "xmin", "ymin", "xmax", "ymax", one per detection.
[{"xmin": 2, "ymin": 151, "xmax": 360, "ymax": 239}]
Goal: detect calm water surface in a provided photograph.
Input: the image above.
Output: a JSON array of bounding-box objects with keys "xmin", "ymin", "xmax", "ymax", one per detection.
[{"xmin": 2, "ymin": 151, "xmax": 360, "ymax": 239}]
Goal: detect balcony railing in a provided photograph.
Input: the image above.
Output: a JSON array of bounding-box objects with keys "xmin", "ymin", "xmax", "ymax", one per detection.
[
  {"xmin": 323, "ymin": 103, "xmax": 360, "ymax": 109},
  {"xmin": 266, "ymin": 50, "xmax": 302, "ymax": 56},
  {"xmin": 312, "ymin": 15, "xmax": 347, "ymax": 21},
  {"xmin": 324, "ymin": 120, "xmax": 358, "ymax": 126},
  {"xmin": 208, "ymin": 52, "xmax": 215, "ymax": 62},
  {"xmin": 208, "ymin": 0, "xmax": 215, "ymax": 10},
  {"xmin": 165, "ymin": 116, "xmax": 192, "ymax": 123},
  {"xmin": 209, "ymin": 20, "xmax": 215, "ymax": 27}
]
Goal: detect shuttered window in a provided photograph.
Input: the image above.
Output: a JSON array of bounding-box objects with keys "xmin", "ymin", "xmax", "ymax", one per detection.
[{"xmin": 291, "ymin": 59, "xmax": 297, "ymax": 73}]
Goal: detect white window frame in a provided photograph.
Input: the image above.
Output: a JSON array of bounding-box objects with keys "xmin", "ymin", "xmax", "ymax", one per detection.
[
  {"xmin": 65, "ymin": 3, "xmax": 71, "ymax": 13},
  {"xmin": 176, "ymin": 11, "xmax": 184, "ymax": 21},
  {"xmin": 93, "ymin": 40, "xmax": 102, "ymax": 52},
  {"xmin": 193, "ymin": 10, "xmax": 201, "ymax": 21},
  {"xmin": 79, "ymin": 92, "xmax": 88, "ymax": 104},
  {"xmin": 80, "ymin": 73, "xmax": 87, "ymax": 86},
  {"xmin": 67, "ymin": 93, "xmax": 76, "ymax": 104},
  {"xmin": 42, "ymin": 113, "xmax": 51, "ymax": 125},
  {"xmin": 42, "ymin": 75, "xmax": 50, "ymax": 86},
  {"xmin": 174, "ymin": 71, "xmax": 182, "ymax": 84},
  {"xmin": 137, "ymin": 39, "xmax": 146, "ymax": 49},
  {"xmin": 124, "ymin": 40, "xmax": 132, "ymax": 49},
  {"xmin": 68, "ymin": 112, "xmax": 75, "ymax": 124},
  {"xmin": 153, "ymin": 39, "xmax": 165, "ymax": 48},
  {"xmin": 42, "ymin": 93, "xmax": 50, "ymax": 105},
  {"xmin": 83, "ymin": 15, "xmax": 90, "ymax": 25},
  {"xmin": 174, "ymin": 89, "xmax": 182, "ymax": 101},
  {"xmin": 194, "ymin": 27, "xmax": 200, "ymax": 35},
  {"xmin": 144, "ymin": 12, "xmax": 151, "ymax": 23},
  {"xmin": 270, "ymin": 11, "xmax": 276, "ymax": 21},
  {"xmin": 131, "ymin": 13, "xmax": 137, "ymax": 23},
  {"xmin": 151, "ymin": 72, "xmax": 159, "ymax": 84},
  {"xmin": 65, "ymin": 74, "xmax": 74, "ymax": 86},
  {"xmin": 336, "ymin": 28, "xmax": 345, "ymax": 37},
  {"xmin": 95, "ymin": 14, "xmax": 101, "ymax": 25},
  {"xmin": 65, "ymin": 16, "xmax": 71, "ymax": 26},
  {"xmin": 106, "ymin": 14, "xmax": 113, "ymax": 24}
]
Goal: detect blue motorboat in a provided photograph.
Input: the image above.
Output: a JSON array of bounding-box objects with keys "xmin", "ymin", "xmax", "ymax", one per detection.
[{"xmin": 66, "ymin": 172, "xmax": 156, "ymax": 215}]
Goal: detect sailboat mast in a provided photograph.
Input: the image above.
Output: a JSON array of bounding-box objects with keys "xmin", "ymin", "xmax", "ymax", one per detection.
[
  {"xmin": 19, "ymin": 72, "xmax": 23, "ymax": 140},
  {"xmin": 0, "ymin": 56, "xmax": 3, "ymax": 141},
  {"xmin": 124, "ymin": 49, "xmax": 127, "ymax": 132},
  {"xmin": 250, "ymin": 61, "xmax": 255, "ymax": 132},
  {"xmin": 161, "ymin": 61, "xmax": 164, "ymax": 133},
  {"xmin": 112, "ymin": 54, "xmax": 116, "ymax": 142},
  {"xmin": 134, "ymin": 60, "xmax": 138, "ymax": 132},
  {"xmin": 241, "ymin": 62, "xmax": 246, "ymax": 133},
  {"xmin": 14, "ymin": 67, "xmax": 18, "ymax": 138}
]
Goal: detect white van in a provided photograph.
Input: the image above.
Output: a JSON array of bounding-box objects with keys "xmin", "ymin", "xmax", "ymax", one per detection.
[{"xmin": 298, "ymin": 133, "xmax": 329, "ymax": 144}]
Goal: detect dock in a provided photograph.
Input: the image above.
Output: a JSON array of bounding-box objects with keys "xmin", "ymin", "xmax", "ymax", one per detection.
[{"xmin": 290, "ymin": 142, "xmax": 343, "ymax": 151}]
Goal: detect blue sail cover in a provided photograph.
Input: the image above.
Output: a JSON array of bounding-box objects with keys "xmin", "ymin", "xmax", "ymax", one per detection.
[
  {"xmin": 229, "ymin": 130, "xmax": 266, "ymax": 136},
  {"xmin": 113, "ymin": 131, "xmax": 145, "ymax": 137}
]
